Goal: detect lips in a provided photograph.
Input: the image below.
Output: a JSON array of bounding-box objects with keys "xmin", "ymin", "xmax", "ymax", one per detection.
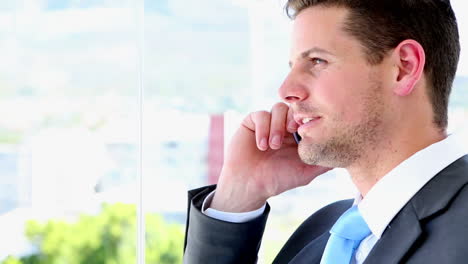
[
  {"xmin": 294, "ymin": 115, "xmax": 322, "ymax": 136},
  {"xmin": 294, "ymin": 115, "xmax": 322, "ymax": 125},
  {"xmin": 302, "ymin": 117, "xmax": 319, "ymax": 124}
]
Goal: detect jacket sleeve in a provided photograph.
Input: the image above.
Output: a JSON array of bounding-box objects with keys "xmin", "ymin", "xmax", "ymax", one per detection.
[{"xmin": 183, "ymin": 185, "xmax": 270, "ymax": 264}]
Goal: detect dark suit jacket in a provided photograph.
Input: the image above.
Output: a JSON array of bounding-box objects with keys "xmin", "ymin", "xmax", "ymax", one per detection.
[{"xmin": 183, "ymin": 155, "xmax": 468, "ymax": 264}]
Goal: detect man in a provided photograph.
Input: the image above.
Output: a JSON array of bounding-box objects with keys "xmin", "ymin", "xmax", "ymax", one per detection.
[{"xmin": 184, "ymin": 0, "xmax": 468, "ymax": 263}]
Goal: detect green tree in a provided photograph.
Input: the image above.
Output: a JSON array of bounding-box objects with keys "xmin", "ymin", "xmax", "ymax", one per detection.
[{"xmin": 2, "ymin": 203, "xmax": 184, "ymax": 264}]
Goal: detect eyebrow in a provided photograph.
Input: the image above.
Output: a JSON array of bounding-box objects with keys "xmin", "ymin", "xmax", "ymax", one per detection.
[{"xmin": 288, "ymin": 47, "xmax": 333, "ymax": 68}]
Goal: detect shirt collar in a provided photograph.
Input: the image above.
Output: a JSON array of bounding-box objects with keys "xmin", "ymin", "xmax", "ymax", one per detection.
[{"xmin": 355, "ymin": 134, "xmax": 468, "ymax": 239}]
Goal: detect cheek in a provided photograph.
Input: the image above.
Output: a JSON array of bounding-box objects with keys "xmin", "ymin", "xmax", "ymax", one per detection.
[{"xmin": 314, "ymin": 73, "xmax": 362, "ymax": 122}]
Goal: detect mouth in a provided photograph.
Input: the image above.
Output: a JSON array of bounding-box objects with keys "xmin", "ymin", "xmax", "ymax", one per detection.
[
  {"xmin": 294, "ymin": 115, "xmax": 322, "ymax": 126},
  {"xmin": 301, "ymin": 117, "xmax": 320, "ymax": 125},
  {"xmin": 295, "ymin": 115, "xmax": 322, "ymax": 136}
]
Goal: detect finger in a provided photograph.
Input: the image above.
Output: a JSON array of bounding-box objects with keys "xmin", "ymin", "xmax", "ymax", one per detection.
[
  {"xmin": 286, "ymin": 106, "xmax": 299, "ymax": 133},
  {"xmin": 283, "ymin": 133, "xmax": 297, "ymax": 145},
  {"xmin": 269, "ymin": 102, "xmax": 289, "ymax": 149},
  {"xmin": 250, "ymin": 111, "xmax": 271, "ymax": 151}
]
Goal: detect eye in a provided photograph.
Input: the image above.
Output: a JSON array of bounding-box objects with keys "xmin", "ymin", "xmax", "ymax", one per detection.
[{"xmin": 309, "ymin": 57, "xmax": 327, "ymax": 66}]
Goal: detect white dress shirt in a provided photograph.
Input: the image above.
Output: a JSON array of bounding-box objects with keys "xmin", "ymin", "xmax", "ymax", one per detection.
[{"xmin": 202, "ymin": 134, "xmax": 468, "ymax": 264}]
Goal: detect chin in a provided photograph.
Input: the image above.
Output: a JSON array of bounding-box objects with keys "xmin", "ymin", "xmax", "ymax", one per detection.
[{"xmin": 298, "ymin": 139, "xmax": 356, "ymax": 168}]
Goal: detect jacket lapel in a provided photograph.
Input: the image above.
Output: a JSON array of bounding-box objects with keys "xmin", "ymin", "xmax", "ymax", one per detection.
[
  {"xmin": 364, "ymin": 155, "xmax": 468, "ymax": 264},
  {"xmin": 288, "ymin": 232, "xmax": 330, "ymax": 264},
  {"xmin": 363, "ymin": 202, "xmax": 422, "ymax": 263}
]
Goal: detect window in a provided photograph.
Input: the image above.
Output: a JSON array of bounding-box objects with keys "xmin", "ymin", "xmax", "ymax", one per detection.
[
  {"xmin": 0, "ymin": 1, "xmax": 467, "ymax": 263},
  {"xmin": 0, "ymin": 1, "xmax": 141, "ymax": 262}
]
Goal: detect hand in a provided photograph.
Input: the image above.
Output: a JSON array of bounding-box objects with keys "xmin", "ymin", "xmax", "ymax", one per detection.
[{"xmin": 210, "ymin": 102, "xmax": 332, "ymax": 212}]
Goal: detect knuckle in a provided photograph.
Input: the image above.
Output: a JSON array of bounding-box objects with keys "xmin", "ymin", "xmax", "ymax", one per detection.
[
  {"xmin": 270, "ymin": 129, "xmax": 284, "ymax": 136},
  {"xmin": 271, "ymin": 102, "xmax": 289, "ymax": 112},
  {"xmin": 252, "ymin": 110, "xmax": 271, "ymax": 120}
]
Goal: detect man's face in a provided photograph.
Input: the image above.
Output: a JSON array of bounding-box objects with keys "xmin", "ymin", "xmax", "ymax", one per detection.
[{"xmin": 280, "ymin": 6, "xmax": 392, "ymax": 168}]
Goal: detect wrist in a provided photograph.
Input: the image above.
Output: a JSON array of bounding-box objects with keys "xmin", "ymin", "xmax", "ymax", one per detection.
[{"xmin": 210, "ymin": 182, "xmax": 267, "ymax": 213}]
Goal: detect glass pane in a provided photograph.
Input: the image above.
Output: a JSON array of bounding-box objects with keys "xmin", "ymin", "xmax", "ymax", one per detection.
[
  {"xmin": 143, "ymin": 0, "xmax": 251, "ymax": 263},
  {"xmin": 0, "ymin": 1, "xmax": 140, "ymax": 263}
]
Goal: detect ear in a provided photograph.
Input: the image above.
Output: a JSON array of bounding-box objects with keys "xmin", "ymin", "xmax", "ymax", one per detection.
[{"xmin": 391, "ymin": 39, "xmax": 426, "ymax": 96}]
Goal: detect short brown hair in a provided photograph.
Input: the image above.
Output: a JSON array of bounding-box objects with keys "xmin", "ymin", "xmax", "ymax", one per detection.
[{"xmin": 285, "ymin": 0, "xmax": 460, "ymax": 129}]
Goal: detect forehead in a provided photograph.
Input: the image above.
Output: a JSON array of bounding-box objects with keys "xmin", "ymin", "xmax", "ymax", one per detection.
[{"xmin": 290, "ymin": 6, "xmax": 359, "ymax": 61}]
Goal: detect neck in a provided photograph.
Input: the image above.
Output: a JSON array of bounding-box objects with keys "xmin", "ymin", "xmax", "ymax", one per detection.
[{"xmin": 347, "ymin": 127, "xmax": 447, "ymax": 197}]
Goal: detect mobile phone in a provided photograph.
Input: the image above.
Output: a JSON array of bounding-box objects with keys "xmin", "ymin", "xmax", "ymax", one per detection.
[{"xmin": 293, "ymin": 132, "xmax": 302, "ymax": 144}]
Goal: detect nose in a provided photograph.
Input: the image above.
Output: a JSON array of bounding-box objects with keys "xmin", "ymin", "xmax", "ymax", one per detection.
[{"xmin": 278, "ymin": 70, "xmax": 309, "ymax": 104}]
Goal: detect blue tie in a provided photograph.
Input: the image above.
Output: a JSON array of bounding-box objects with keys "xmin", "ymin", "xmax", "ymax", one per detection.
[{"xmin": 320, "ymin": 206, "xmax": 371, "ymax": 264}]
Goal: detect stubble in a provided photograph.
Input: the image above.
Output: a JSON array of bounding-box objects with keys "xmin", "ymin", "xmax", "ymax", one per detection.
[{"xmin": 298, "ymin": 77, "xmax": 385, "ymax": 168}]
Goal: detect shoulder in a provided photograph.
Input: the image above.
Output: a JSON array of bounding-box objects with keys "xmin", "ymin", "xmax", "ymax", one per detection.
[{"xmin": 404, "ymin": 157, "xmax": 468, "ymax": 262}]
